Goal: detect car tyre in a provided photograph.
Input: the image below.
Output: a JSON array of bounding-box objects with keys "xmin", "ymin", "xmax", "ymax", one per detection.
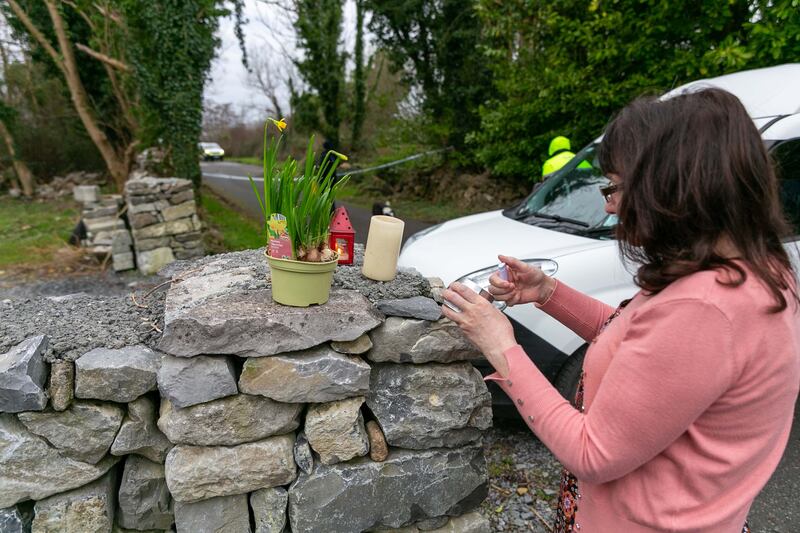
[{"xmin": 554, "ymin": 344, "xmax": 587, "ymax": 406}]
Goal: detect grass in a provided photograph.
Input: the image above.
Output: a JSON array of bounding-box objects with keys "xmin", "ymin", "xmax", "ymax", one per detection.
[
  {"xmin": 227, "ymin": 156, "xmax": 261, "ymax": 166},
  {"xmin": 0, "ymin": 196, "xmax": 80, "ymax": 269},
  {"xmin": 336, "ymin": 181, "xmax": 472, "ymax": 223},
  {"xmin": 199, "ymin": 187, "xmax": 264, "ymax": 253}
]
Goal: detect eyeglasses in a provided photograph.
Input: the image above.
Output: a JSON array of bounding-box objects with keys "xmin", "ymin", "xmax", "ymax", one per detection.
[{"xmin": 599, "ymin": 182, "xmax": 620, "ymax": 203}]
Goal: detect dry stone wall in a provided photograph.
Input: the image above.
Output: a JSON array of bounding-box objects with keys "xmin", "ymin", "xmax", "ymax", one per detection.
[
  {"xmin": 124, "ymin": 177, "xmax": 204, "ymax": 275},
  {"xmin": 0, "ymin": 249, "xmax": 493, "ymax": 533}
]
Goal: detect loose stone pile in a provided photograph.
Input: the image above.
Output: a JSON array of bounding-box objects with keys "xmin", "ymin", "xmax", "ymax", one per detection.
[
  {"xmin": 124, "ymin": 177, "xmax": 204, "ymax": 275},
  {"xmin": 0, "ymin": 249, "xmax": 493, "ymax": 532},
  {"xmin": 73, "ymin": 185, "xmax": 135, "ymax": 272}
]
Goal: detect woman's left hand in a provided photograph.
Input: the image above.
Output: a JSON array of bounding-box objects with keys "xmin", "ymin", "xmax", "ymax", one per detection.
[{"xmin": 441, "ymin": 282, "xmax": 517, "ymax": 377}]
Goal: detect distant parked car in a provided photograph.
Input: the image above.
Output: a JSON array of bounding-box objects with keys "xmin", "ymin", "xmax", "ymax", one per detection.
[{"xmin": 198, "ymin": 142, "xmax": 225, "ymax": 161}]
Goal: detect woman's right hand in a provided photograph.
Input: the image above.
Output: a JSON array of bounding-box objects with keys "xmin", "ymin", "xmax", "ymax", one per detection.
[{"xmin": 488, "ymin": 255, "xmax": 556, "ymax": 306}]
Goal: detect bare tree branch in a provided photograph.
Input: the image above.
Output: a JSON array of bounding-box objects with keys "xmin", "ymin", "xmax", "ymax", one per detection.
[
  {"xmin": 6, "ymin": 0, "xmax": 65, "ymax": 75},
  {"xmin": 75, "ymin": 43, "xmax": 130, "ymax": 71}
]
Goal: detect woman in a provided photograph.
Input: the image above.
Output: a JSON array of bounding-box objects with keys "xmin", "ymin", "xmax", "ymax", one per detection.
[{"xmin": 441, "ymin": 88, "xmax": 800, "ymax": 533}]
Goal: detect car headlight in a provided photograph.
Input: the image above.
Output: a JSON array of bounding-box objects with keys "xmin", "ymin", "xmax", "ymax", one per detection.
[
  {"xmin": 456, "ymin": 259, "xmax": 558, "ymax": 287},
  {"xmin": 401, "ymin": 223, "xmax": 444, "ymax": 253}
]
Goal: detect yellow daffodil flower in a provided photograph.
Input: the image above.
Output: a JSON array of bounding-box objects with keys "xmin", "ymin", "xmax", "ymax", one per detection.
[
  {"xmin": 269, "ymin": 118, "xmax": 287, "ymax": 132},
  {"xmin": 329, "ymin": 150, "xmax": 348, "ymax": 161}
]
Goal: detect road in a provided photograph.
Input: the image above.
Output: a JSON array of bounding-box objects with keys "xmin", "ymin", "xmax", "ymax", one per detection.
[
  {"xmin": 201, "ymin": 160, "xmax": 797, "ymax": 533},
  {"xmin": 200, "ymin": 161, "xmax": 433, "ymax": 245}
]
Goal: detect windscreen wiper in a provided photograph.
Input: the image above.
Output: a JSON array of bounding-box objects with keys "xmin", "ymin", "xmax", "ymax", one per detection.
[{"xmin": 529, "ymin": 211, "xmax": 589, "ymax": 227}]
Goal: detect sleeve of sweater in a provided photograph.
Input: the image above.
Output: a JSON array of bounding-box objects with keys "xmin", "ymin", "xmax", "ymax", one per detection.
[
  {"xmin": 490, "ymin": 298, "xmax": 737, "ymax": 484},
  {"xmin": 536, "ymin": 280, "xmax": 617, "ymax": 342}
]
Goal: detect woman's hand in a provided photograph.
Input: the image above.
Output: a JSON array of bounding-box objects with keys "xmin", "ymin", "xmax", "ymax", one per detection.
[
  {"xmin": 488, "ymin": 255, "xmax": 556, "ymax": 306},
  {"xmin": 441, "ymin": 282, "xmax": 517, "ymax": 377}
]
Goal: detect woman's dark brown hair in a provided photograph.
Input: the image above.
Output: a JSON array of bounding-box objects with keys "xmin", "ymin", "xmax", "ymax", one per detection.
[{"xmin": 598, "ymin": 87, "xmax": 798, "ymax": 312}]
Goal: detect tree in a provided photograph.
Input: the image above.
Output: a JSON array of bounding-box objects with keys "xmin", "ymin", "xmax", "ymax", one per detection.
[
  {"xmin": 350, "ymin": 0, "xmax": 366, "ymax": 149},
  {"xmin": 3, "ymin": 0, "xmax": 246, "ymax": 190},
  {"xmin": 5, "ymin": 0, "xmax": 135, "ymax": 190},
  {"xmin": 121, "ymin": 0, "xmax": 235, "ymax": 188},
  {"xmin": 365, "ymin": 0, "xmax": 492, "ymax": 149},
  {"xmin": 0, "ymin": 21, "xmax": 35, "ymax": 196},
  {"xmin": 472, "ymin": 0, "xmax": 800, "ymax": 181},
  {"xmin": 293, "ymin": 0, "xmax": 346, "ymax": 147}
]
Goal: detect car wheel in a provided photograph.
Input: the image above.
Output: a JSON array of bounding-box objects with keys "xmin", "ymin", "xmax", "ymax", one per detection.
[{"xmin": 553, "ymin": 344, "xmax": 587, "ymax": 406}]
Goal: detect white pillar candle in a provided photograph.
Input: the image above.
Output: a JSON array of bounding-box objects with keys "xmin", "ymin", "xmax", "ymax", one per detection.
[{"xmin": 362, "ymin": 215, "xmax": 405, "ymax": 281}]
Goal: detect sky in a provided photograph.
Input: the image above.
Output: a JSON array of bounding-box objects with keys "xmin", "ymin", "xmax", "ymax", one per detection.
[{"xmin": 204, "ymin": 0, "xmax": 359, "ymax": 123}]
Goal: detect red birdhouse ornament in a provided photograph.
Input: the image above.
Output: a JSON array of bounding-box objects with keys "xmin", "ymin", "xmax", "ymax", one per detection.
[{"xmin": 329, "ymin": 206, "xmax": 355, "ymax": 265}]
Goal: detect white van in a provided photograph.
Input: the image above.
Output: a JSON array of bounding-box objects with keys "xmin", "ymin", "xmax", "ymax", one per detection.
[{"xmin": 398, "ymin": 64, "xmax": 800, "ymax": 411}]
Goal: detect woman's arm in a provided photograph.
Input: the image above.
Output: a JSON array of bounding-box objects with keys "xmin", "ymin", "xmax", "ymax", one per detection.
[
  {"xmin": 536, "ymin": 280, "xmax": 618, "ymax": 342},
  {"xmin": 492, "ymin": 299, "xmax": 736, "ymax": 484}
]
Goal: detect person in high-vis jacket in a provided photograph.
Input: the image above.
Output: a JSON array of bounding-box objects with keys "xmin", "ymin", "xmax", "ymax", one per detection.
[{"xmin": 542, "ymin": 136, "xmax": 591, "ymax": 177}]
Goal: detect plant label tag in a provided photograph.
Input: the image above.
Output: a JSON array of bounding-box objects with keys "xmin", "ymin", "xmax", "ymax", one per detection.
[{"xmin": 268, "ymin": 213, "xmax": 293, "ymax": 259}]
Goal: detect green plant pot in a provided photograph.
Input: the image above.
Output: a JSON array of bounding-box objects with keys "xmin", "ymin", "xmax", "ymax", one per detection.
[{"xmin": 266, "ymin": 252, "xmax": 338, "ymax": 307}]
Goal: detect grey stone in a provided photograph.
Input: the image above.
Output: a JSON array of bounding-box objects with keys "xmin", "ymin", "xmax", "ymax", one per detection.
[
  {"xmin": 128, "ymin": 202, "xmax": 158, "ymax": 214},
  {"xmin": 111, "ymin": 229, "xmax": 133, "ymax": 252},
  {"xmin": 18, "ymin": 400, "xmax": 124, "ymax": 464},
  {"xmin": 415, "ymin": 516, "xmax": 449, "ymax": 530},
  {"xmin": 287, "ymin": 445, "xmax": 488, "ymax": 532},
  {"xmin": 191, "ymin": 214, "xmax": 202, "ymax": 231},
  {"xmin": 0, "ymin": 414, "xmax": 119, "ymax": 507},
  {"xmin": 133, "ymin": 219, "xmax": 194, "ymax": 240},
  {"xmin": 160, "ymin": 269, "xmax": 383, "ymax": 355},
  {"xmin": 174, "ymin": 495, "xmax": 250, "ymax": 533},
  {"xmin": 137, "ymin": 247, "xmax": 176, "ymax": 275},
  {"xmin": 250, "ymin": 487, "xmax": 288, "ymax": 533},
  {"xmin": 174, "ymin": 248, "xmax": 204, "ymax": 260},
  {"xmin": 427, "ymin": 512, "xmax": 491, "ymax": 533},
  {"xmin": 162, "ymin": 201, "xmax": 196, "ymax": 222},
  {"xmin": 426, "ymin": 277, "xmax": 446, "ymax": 304},
  {"xmin": 367, "ymin": 318, "xmax": 481, "ymax": 364},
  {"xmin": 117, "ymin": 455, "xmax": 173, "ymax": 530},
  {"xmin": 0, "ymin": 336, "xmax": 48, "ymax": 413},
  {"xmin": 238, "ymin": 346, "xmax": 370, "ymax": 403},
  {"xmin": 75, "ymin": 345, "xmax": 160, "ymax": 402},
  {"xmin": 84, "ymin": 216, "xmax": 125, "ymax": 234},
  {"xmin": 366, "ymin": 363, "xmax": 492, "ymax": 449},
  {"xmin": 165, "ymin": 435, "xmax": 296, "ymax": 503},
  {"xmin": 330, "ymin": 333, "xmax": 373, "ymax": 355},
  {"xmin": 73, "ymin": 185, "xmax": 99, "ymax": 204},
  {"xmin": 83, "ymin": 206, "xmax": 119, "ymax": 219},
  {"xmin": 90, "ymin": 230, "xmax": 116, "ymax": 246},
  {"xmin": 169, "ymin": 189, "xmax": 194, "ymax": 205},
  {"xmin": 135, "ymin": 237, "xmax": 170, "ymax": 252},
  {"xmin": 158, "ymin": 394, "xmax": 301, "ymax": 446},
  {"xmin": 111, "ymin": 396, "xmax": 173, "ymax": 463},
  {"xmin": 128, "ymin": 193, "xmax": 158, "ymax": 204},
  {"xmin": 158, "ymin": 354, "xmax": 237, "ymax": 408},
  {"xmin": 113, "ymin": 252, "xmax": 136, "ymax": 272},
  {"xmin": 0, "ymin": 505, "xmax": 33, "ymax": 533},
  {"xmin": 173, "ymin": 231, "xmax": 202, "ymax": 242},
  {"xmin": 293, "ymin": 431, "xmax": 313, "ymax": 475},
  {"xmin": 31, "ymin": 467, "xmax": 117, "ymax": 533},
  {"xmin": 305, "ymin": 397, "xmax": 369, "ymax": 465},
  {"xmin": 376, "ymin": 296, "xmax": 443, "ymax": 321},
  {"xmin": 130, "ymin": 212, "xmax": 160, "ymax": 229}
]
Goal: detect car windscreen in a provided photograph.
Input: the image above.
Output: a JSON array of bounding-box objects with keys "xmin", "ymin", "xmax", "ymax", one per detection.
[{"xmin": 511, "ymin": 144, "xmax": 617, "ymax": 234}]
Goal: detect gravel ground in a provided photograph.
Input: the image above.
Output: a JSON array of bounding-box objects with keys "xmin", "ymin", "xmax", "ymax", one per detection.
[
  {"xmin": 480, "ymin": 421, "xmax": 562, "ymax": 532},
  {"xmin": 0, "ymin": 270, "xmax": 166, "ymax": 361}
]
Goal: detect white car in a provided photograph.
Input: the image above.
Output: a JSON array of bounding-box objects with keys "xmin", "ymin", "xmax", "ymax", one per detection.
[
  {"xmin": 399, "ymin": 64, "xmax": 800, "ymax": 412},
  {"xmin": 199, "ymin": 142, "xmax": 225, "ymax": 161}
]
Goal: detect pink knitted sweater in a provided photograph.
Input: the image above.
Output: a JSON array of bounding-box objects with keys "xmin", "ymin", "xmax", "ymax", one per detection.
[{"xmin": 488, "ymin": 267, "xmax": 800, "ymax": 532}]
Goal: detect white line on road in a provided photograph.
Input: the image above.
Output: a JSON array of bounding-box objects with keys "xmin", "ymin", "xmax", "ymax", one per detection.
[{"xmin": 203, "ymin": 172, "xmax": 262, "ymax": 182}]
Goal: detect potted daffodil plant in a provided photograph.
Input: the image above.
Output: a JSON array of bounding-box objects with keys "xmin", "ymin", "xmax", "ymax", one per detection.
[{"xmin": 249, "ymin": 118, "xmax": 349, "ymax": 306}]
